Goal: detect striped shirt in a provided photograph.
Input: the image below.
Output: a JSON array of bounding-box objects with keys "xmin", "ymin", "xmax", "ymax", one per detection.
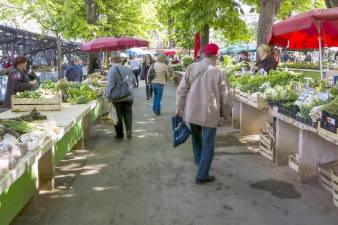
[{"xmin": 152, "ymin": 62, "xmax": 169, "ymax": 85}]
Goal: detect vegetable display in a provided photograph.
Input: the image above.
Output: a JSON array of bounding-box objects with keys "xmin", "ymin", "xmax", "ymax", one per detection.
[{"xmin": 15, "ymin": 90, "xmax": 42, "ymax": 98}]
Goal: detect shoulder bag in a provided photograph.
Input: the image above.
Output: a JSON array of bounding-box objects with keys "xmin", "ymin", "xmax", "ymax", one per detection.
[{"xmin": 110, "ymin": 66, "xmax": 132, "ymax": 101}]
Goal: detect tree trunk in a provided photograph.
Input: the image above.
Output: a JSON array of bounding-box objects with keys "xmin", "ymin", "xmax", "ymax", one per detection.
[
  {"xmin": 56, "ymin": 33, "xmax": 63, "ymax": 79},
  {"xmin": 257, "ymin": 0, "xmax": 281, "ymax": 46},
  {"xmin": 86, "ymin": 0, "xmax": 99, "ymax": 74},
  {"xmin": 256, "ymin": 0, "xmax": 281, "ymax": 62},
  {"xmin": 199, "ymin": 24, "xmax": 210, "ymax": 58},
  {"xmin": 325, "ymin": 0, "xmax": 338, "ymax": 7}
]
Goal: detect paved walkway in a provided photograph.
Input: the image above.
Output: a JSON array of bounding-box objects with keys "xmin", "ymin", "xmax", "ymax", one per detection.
[{"xmin": 13, "ymin": 81, "xmax": 338, "ymax": 225}]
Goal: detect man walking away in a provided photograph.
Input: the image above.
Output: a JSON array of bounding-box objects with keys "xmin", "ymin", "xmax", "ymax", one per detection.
[
  {"xmin": 176, "ymin": 43, "xmax": 232, "ymax": 184},
  {"xmin": 152, "ymin": 54, "xmax": 169, "ymax": 116},
  {"xmin": 129, "ymin": 56, "xmax": 140, "ymax": 87},
  {"xmin": 106, "ymin": 55, "xmax": 136, "ymax": 139}
]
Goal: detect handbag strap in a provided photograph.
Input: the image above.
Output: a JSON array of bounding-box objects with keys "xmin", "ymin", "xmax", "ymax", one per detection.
[
  {"xmin": 114, "ymin": 66, "xmax": 124, "ymax": 84},
  {"xmin": 146, "ymin": 64, "xmax": 154, "ymax": 79},
  {"xmin": 189, "ymin": 65, "xmax": 213, "ymax": 87}
]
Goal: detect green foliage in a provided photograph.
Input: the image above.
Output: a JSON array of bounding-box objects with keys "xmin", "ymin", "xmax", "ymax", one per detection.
[
  {"xmin": 323, "ymin": 97, "xmax": 338, "ymax": 116},
  {"xmin": 3, "ymin": 0, "xmax": 153, "ymax": 40},
  {"xmin": 155, "ymin": 0, "xmax": 251, "ymax": 48},
  {"xmin": 181, "ymin": 56, "xmax": 194, "ymax": 68}
]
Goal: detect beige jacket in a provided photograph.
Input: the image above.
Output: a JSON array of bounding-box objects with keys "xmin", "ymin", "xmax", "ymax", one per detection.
[
  {"xmin": 176, "ymin": 58, "xmax": 232, "ymax": 128},
  {"xmin": 152, "ymin": 62, "xmax": 169, "ymax": 85}
]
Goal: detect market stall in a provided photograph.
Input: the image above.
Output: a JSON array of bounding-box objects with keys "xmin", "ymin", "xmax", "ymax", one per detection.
[{"xmin": 0, "ymin": 75, "xmax": 108, "ymax": 225}]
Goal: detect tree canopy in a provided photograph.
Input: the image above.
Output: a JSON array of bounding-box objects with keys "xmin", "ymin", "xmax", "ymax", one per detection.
[{"xmin": 1, "ymin": 0, "xmax": 155, "ymax": 40}]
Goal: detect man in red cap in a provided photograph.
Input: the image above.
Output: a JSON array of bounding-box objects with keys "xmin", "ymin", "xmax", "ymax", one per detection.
[{"xmin": 176, "ymin": 43, "xmax": 232, "ymax": 184}]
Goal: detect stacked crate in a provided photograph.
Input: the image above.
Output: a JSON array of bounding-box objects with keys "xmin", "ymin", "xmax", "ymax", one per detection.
[
  {"xmin": 259, "ymin": 121, "xmax": 275, "ymax": 161},
  {"xmin": 318, "ymin": 161, "xmax": 338, "ymax": 208}
]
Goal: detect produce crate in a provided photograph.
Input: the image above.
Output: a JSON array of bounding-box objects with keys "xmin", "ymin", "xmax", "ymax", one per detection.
[
  {"xmin": 331, "ymin": 170, "xmax": 338, "ymax": 207},
  {"xmin": 238, "ymin": 91, "xmax": 250, "ymax": 103},
  {"xmin": 320, "ymin": 111, "xmax": 338, "ymax": 134},
  {"xmin": 288, "ymin": 153, "xmax": 299, "ymax": 173},
  {"xmin": 277, "ymin": 103, "xmax": 299, "ymax": 119},
  {"xmin": 267, "ymin": 100, "xmax": 279, "ymax": 107},
  {"xmin": 11, "ymin": 93, "xmax": 62, "ymax": 112},
  {"xmin": 259, "ymin": 132, "xmax": 274, "ymax": 161},
  {"xmin": 318, "ymin": 160, "xmax": 338, "ymax": 193},
  {"xmin": 317, "ymin": 122, "xmax": 338, "ymax": 143},
  {"xmin": 295, "ymin": 115, "xmax": 317, "ymax": 128},
  {"xmin": 247, "ymin": 95, "xmax": 268, "ymax": 110},
  {"xmin": 265, "ymin": 121, "xmax": 275, "ymax": 140}
]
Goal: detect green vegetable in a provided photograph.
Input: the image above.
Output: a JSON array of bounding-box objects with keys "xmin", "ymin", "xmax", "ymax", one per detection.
[
  {"xmin": 15, "ymin": 90, "xmax": 42, "ymax": 98},
  {"xmin": 0, "ymin": 119, "xmax": 35, "ymax": 134},
  {"xmin": 40, "ymin": 80, "xmax": 57, "ymax": 90},
  {"xmin": 322, "ymin": 97, "xmax": 338, "ymax": 117}
]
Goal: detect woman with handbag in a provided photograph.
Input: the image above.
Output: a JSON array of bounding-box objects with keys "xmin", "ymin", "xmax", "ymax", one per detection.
[
  {"xmin": 151, "ymin": 54, "xmax": 169, "ymax": 116},
  {"xmin": 106, "ymin": 55, "xmax": 136, "ymax": 139},
  {"xmin": 140, "ymin": 54, "xmax": 154, "ymax": 100}
]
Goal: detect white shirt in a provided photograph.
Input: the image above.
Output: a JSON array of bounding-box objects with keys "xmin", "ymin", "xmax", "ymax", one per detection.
[{"xmin": 129, "ymin": 59, "xmax": 140, "ymax": 71}]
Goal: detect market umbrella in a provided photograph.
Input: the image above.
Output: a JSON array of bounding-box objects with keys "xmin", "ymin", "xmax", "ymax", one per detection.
[
  {"xmin": 268, "ymin": 7, "xmax": 338, "ymax": 79},
  {"xmin": 124, "ymin": 47, "xmax": 150, "ymax": 57},
  {"xmin": 80, "ymin": 37, "xmax": 149, "ymax": 52},
  {"xmin": 163, "ymin": 49, "xmax": 176, "ymax": 56}
]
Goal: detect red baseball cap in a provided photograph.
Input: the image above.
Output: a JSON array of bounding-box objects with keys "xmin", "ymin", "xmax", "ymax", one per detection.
[{"xmin": 204, "ymin": 43, "xmax": 219, "ymax": 56}]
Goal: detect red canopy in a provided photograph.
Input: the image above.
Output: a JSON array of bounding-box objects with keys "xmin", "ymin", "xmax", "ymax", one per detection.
[
  {"xmin": 80, "ymin": 37, "xmax": 149, "ymax": 52},
  {"xmin": 268, "ymin": 7, "xmax": 338, "ymax": 50},
  {"xmin": 163, "ymin": 49, "xmax": 176, "ymax": 56}
]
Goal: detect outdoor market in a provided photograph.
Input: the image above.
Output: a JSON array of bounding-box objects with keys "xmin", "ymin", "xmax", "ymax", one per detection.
[{"xmin": 0, "ymin": 1, "xmax": 338, "ymax": 225}]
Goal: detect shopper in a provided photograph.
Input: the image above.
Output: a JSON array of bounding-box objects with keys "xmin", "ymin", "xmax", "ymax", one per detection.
[
  {"xmin": 106, "ymin": 55, "xmax": 136, "ymax": 139},
  {"xmin": 65, "ymin": 58, "xmax": 81, "ymax": 82},
  {"xmin": 129, "ymin": 56, "xmax": 141, "ymax": 87},
  {"xmin": 75, "ymin": 58, "xmax": 84, "ymax": 81},
  {"xmin": 151, "ymin": 54, "xmax": 169, "ymax": 116},
  {"xmin": 140, "ymin": 54, "xmax": 154, "ymax": 100},
  {"xmin": 4, "ymin": 56, "xmax": 37, "ymax": 108},
  {"xmin": 176, "ymin": 43, "xmax": 232, "ymax": 184}
]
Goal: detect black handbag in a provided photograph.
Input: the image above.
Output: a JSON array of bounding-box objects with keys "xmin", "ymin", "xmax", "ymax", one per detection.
[{"xmin": 110, "ymin": 66, "xmax": 132, "ymax": 101}]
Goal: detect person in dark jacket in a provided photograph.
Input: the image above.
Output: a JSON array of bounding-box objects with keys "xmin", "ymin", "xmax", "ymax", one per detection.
[
  {"xmin": 140, "ymin": 54, "xmax": 154, "ymax": 100},
  {"xmin": 254, "ymin": 44, "xmax": 278, "ymax": 73},
  {"xmin": 65, "ymin": 59, "xmax": 81, "ymax": 82},
  {"xmin": 106, "ymin": 55, "xmax": 136, "ymax": 139},
  {"xmin": 4, "ymin": 56, "xmax": 37, "ymax": 108}
]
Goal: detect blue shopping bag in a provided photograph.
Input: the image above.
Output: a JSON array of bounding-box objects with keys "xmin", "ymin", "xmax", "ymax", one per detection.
[{"xmin": 172, "ymin": 115, "xmax": 191, "ymax": 148}]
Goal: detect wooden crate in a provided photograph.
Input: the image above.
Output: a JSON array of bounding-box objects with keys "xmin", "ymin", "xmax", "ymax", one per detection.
[
  {"xmin": 318, "ymin": 160, "xmax": 338, "ymax": 193},
  {"xmin": 288, "ymin": 153, "xmax": 299, "ymax": 173},
  {"xmin": 247, "ymin": 95, "xmax": 268, "ymax": 110},
  {"xmin": 331, "ymin": 170, "xmax": 338, "ymax": 208},
  {"xmin": 265, "ymin": 121, "xmax": 275, "ymax": 140},
  {"xmin": 11, "ymin": 93, "xmax": 61, "ymax": 112},
  {"xmin": 259, "ymin": 132, "xmax": 274, "ymax": 161}
]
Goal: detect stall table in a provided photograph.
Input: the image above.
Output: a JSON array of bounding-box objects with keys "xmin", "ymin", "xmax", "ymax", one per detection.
[
  {"xmin": 0, "ymin": 98, "xmax": 106, "ymax": 225},
  {"xmin": 232, "ymin": 95, "xmax": 338, "ymax": 183}
]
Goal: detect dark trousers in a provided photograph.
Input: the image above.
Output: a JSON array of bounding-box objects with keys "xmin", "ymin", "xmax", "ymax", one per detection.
[
  {"xmin": 146, "ymin": 80, "xmax": 153, "ymax": 100},
  {"xmin": 190, "ymin": 124, "xmax": 217, "ymax": 179},
  {"xmin": 113, "ymin": 101, "xmax": 133, "ymax": 138},
  {"xmin": 132, "ymin": 69, "xmax": 140, "ymax": 87}
]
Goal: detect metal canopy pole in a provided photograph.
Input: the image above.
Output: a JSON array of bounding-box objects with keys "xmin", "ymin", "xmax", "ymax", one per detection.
[{"xmin": 318, "ymin": 23, "xmax": 324, "ymax": 80}]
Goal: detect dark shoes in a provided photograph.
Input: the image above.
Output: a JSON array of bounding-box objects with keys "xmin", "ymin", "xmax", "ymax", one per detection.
[
  {"xmin": 195, "ymin": 176, "xmax": 216, "ymax": 185},
  {"xmin": 126, "ymin": 130, "xmax": 132, "ymax": 139},
  {"xmin": 114, "ymin": 135, "xmax": 123, "ymax": 140}
]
